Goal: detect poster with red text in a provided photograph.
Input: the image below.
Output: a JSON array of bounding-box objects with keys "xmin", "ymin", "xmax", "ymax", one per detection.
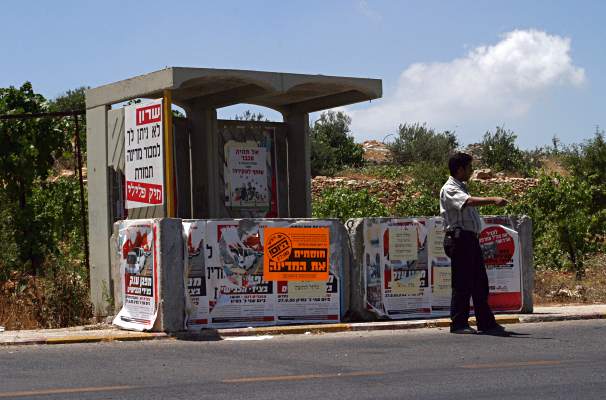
[
  {"xmin": 205, "ymin": 221, "xmax": 277, "ymax": 328},
  {"xmin": 113, "ymin": 219, "xmax": 158, "ymax": 331},
  {"xmin": 228, "ymin": 146, "xmax": 269, "ymax": 211},
  {"xmin": 183, "ymin": 221, "xmax": 209, "ymax": 329},
  {"xmin": 480, "ymin": 217, "xmax": 523, "ymax": 312},
  {"xmin": 124, "ymin": 99, "xmax": 164, "ymax": 209}
]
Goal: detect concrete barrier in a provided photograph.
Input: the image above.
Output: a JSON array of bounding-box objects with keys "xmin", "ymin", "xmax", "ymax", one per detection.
[
  {"xmin": 346, "ymin": 215, "xmax": 533, "ymax": 321},
  {"xmin": 110, "ymin": 215, "xmax": 532, "ymax": 331}
]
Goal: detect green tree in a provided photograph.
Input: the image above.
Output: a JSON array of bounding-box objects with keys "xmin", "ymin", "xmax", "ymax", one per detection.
[
  {"xmin": 478, "ymin": 126, "xmax": 533, "ymax": 176},
  {"xmin": 387, "ymin": 123, "xmax": 458, "ymax": 167},
  {"xmin": 310, "ymin": 110, "xmax": 365, "ymax": 176},
  {"xmin": 562, "ymin": 127, "xmax": 606, "ymax": 211},
  {"xmin": 234, "ymin": 110, "xmax": 268, "ymax": 122},
  {"xmin": 0, "ymin": 82, "xmax": 69, "ymax": 272},
  {"xmin": 50, "ymin": 86, "xmax": 90, "ymax": 165}
]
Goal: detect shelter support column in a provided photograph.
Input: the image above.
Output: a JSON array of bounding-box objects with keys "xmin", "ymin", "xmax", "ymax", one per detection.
[
  {"xmin": 284, "ymin": 113, "xmax": 312, "ymax": 217},
  {"xmin": 188, "ymin": 108, "xmax": 219, "ymax": 218},
  {"xmin": 86, "ymin": 105, "xmax": 112, "ymax": 313}
]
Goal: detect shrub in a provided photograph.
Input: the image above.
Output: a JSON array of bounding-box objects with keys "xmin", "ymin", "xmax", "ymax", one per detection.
[
  {"xmin": 478, "ymin": 126, "xmax": 534, "ymax": 176},
  {"xmin": 340, "ymin": 164, "xmax": 407, "ymax": 181},
  {"xmin": 394, "ymin": 182, "xmax": 440, "ymax": 217},
  {"xmin": 507, "ymin": 172, "xmax": 606, "ymax": 278},
  {"xmin": 310, "ymin": 111, "xmax": 365, "ymax": 177},
  {"xmin": 387, "ymin": 123, "xmax": 458, "ymax": 167},
  {"xmin": 312, "ymin": 183, "xmax": 391, "ymax": 223}
]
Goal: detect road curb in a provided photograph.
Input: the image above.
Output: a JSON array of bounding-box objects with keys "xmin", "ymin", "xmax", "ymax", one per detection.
[
  {"xmin": 3, "ymin": 332, "xmax": 169, "ymax": 346},
  {"xmin": 1, "ymin": 312, "xmax": 605, "ymax": 346},
  {"xmin": 518, "ymin": 313, "xmax": 601, "ymax": 323}
]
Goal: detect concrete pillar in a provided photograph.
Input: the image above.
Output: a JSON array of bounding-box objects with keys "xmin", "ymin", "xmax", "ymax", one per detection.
[
  {"xmin": 284, "ymin": 113, "xmax": 311, "ymax": 217},
  {"xmin": 511, "ymin": 215, "xmax": 534, "ymax": 313},
  {"xmin": 187, "ymin": 108, "xmax": 219, "ymax": 218},
  {"xmin": 86, "ymin": 105, "xmax": 112, "ymax": 314}
]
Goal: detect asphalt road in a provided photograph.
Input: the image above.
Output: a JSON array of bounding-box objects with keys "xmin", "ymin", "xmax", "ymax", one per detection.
[{"xmin": 1, "ymin": 320, "xmax": 605, "ymax": 399}]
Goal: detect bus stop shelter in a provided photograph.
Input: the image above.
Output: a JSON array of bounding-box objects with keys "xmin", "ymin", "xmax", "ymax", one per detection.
[{"xmin": 85, "ymin": 67, "xmax": 382, "ymax": 312}]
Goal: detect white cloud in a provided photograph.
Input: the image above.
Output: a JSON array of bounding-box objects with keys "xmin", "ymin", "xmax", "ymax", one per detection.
[
  {"xmin": 348, "ymin": 29, "xmax": 586, "ymax": 141},
  {"xmin": 359, "ymin": 1, "xmax": 381, "ymax": 21}
]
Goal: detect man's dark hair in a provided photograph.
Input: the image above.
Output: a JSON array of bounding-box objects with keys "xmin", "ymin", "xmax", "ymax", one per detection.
[{"xmin": 448, "ymin": 152, "xmax": 473, "ymax": 176}]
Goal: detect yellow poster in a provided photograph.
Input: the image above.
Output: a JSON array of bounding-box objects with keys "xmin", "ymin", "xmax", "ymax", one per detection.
[
  {"xmin": 433, "ymin": 267, "xmax": 452, "ymax": 297},
  {"xmin": 287, "ymin": 281, "xmax": 327, "ymax": 298},
  {"xmin": 389, "ymin": 229, "xmax": 417, "ymax": 260},
  {"xmin": 391, "ymin": 272, "xmax": 422, "ymax": 295},
  {"xmin": 264, "ymin": 227, "xmax": 330, "ymax": 281},
  {"xmin": 428, "ymin": 227, "xmax": 446, "ymax": 258}
]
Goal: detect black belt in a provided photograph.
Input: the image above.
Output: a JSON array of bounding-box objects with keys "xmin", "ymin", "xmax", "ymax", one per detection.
[{"xmin": 446, "ymin": 228, "xmax": 481, "ymax": 239}]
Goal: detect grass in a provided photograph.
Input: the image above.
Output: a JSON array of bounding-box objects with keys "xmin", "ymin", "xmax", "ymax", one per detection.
[{"xmin": 0, "ymin": 258, "xmax": 94, "ymax": 330}]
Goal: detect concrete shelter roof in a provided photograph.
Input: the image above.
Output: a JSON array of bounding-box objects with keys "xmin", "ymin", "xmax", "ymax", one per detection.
[{"xmin": 86, "ymin": 67, "xmax": 382, "ymax": 116}]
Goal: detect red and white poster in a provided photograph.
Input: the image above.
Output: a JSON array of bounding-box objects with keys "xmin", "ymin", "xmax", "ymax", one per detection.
[
  {"xmin": 113, "ymin": 219, "xmax": 158, "ymax": 331},
  {"xmin": 124, "ymin": 99, "xmax": 164, "ymax": 209},
  {"xmin": 227, "ymin": 146, "xmax": 269, "ymax": 211},
  {"xmin": 205, "ymin": 221, "xmax": 277, "ymax": 328},
  {"xmin": 481, "ymin": 217, "xmax": 523, "ymax": 312},
  {"xmin": 183, "ymin": 221, "xmax": 209, "ymax": 329}
]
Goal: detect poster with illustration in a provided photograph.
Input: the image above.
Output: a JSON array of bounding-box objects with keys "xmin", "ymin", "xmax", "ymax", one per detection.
[
  {"xmin": 183, "ymin": 221, "xmax": 209, "ymax": 329},
  {"xmin": 381, "ymin": 219, "xmax": 431, "ymax": 318},
  {"xmin": 205, "ymin": 221, "xmax": 277, "ymax": 328},
  {"xmin": 113, "ymin": 219, "xmax": 158, "ymax": 331},
  {"xmin": 274, "ymin": 220, "xmax": 341, "ymax": 324},
  {"xmin": 427, "ymin": 217, "xmax": 451, "ymax": 317},
  {"xmin": 480, "ymin": 216, "xmax": 523, "ymax": 312},
  {"xmin": 227, "ymin": 145, "xmax": 270, "ymax": 211},
  {"xmin": 363, "ymin": 219, "xmax": 385, "ymax": 316}
]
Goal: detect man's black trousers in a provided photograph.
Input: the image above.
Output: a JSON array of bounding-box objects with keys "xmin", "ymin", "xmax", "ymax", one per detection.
[{"xmin": 443, "ymin": 231, "xmax": 496, "ymax": 332}]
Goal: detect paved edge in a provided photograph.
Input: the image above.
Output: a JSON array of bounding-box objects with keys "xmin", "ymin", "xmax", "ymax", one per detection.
[
  {"xmin": 2, "ymin": 332, "xmax": 169, "ymax": 346},
  {"xmin": 2, "ymin": 313, "xmax": 605, "ymax": 346}
]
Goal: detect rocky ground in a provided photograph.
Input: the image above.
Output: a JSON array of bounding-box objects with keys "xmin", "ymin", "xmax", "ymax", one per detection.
[{"xmin": 311, "ymin": 141, "xmax": 539, "ymax": 208}]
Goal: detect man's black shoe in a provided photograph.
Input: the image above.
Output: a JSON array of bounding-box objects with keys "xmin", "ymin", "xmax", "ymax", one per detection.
[
  {"xmin": 481, "ymin": 323, "xmax": 506, "ymax": 333},
  {"xmin": 450, "ymin": 326, "xmax": 477, "ymax": 334}
]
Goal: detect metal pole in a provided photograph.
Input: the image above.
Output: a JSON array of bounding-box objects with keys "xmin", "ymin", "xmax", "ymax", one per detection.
[{"xmin": 74, "ymin": 115, "xmax": 90, "ymax": 270}]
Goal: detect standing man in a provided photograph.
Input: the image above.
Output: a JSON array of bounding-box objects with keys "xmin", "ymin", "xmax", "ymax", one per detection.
[{"xmin": 440, "ymin": 152, "xmax": 509, "ymax": 334}]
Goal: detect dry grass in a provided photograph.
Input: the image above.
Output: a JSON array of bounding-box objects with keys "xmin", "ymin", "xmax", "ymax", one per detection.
[
  {"xmin": 533, "ymin": 254, "xmax": 606, "ymax": 306},
  {"xmin": 0, "ymin": 269, "xmax": 94, "ymax": 330}
]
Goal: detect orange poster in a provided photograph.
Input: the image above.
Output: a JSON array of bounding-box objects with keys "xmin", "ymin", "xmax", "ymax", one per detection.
[{"xmin": 263, "ymin": 227, "xmax": 330, "ymax": 281}]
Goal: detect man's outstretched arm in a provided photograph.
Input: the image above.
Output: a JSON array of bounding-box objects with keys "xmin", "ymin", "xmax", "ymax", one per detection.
[{"xmin": 465, "ymin": 196, "xmax": 509, "ymax": 207}]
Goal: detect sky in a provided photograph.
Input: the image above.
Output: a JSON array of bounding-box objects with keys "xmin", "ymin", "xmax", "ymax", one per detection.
[{"xmin": 1, "ymin": 0, "xmax": 605, "ymax": 150}]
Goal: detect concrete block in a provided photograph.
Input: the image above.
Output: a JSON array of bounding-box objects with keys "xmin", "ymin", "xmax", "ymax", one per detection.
[
  {"xmin": 510, "ymin": 215, "xmax": 534, "ymax": 313},
  {"xmin": 153, "ymin": 218, "xmax": 186, "ymax": 332},
  {"xmin": 345, "ymin": 218, "xmax": 389, "ymax": 321},
  {"xmin": 111, "ymin": 218, "xmax": 186, "ymax": 332}
]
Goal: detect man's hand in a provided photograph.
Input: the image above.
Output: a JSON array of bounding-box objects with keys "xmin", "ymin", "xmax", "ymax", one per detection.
[
  {"xmin": 465, "ymin": 196, "xmax": 509, "ymax": 208},
  {"xmin": 493, "ymin": 197, "xmax": 509, "ymax": 207}
]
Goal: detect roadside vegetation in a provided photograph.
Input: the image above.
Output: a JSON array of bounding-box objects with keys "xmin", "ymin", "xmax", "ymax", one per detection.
[
  {"xmin": 1, "ymin": 80, "xmax": 605, "ymax": 330},
  {"xmin": 311, "ymin": 111, "xmax": 606, "ymax": 304}
]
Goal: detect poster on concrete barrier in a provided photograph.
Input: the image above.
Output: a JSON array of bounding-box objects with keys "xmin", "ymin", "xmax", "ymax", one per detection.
[
  {"xmin": 274, "ymin": 220, "xmax": 341, "ymax": 325},
  {"xmin": 480, "ymin": 216, "xmax": 523, "ymax": 312},
  {"xmin": 205, "ymin": 220, "xmax": 277, "ymax": 328},
  {"xmin": 113, "ymin": 219, "xmax": 158, "ymax": 331},
  {"xmin": 363, "ymin": 219, "xmax": 385, "ymax": 316},
  {"xmin": 427, "ymin": 217, "xmax": 451, "ymax": 317},
  {"xmin": 183, "ymin": 221, "xmax": 209, "ymax": 329},
  {"xmin": 124, "ymin": 99, "xmax": 164, "ymax": 209},
  {"xmin": 381, "ymin": 219, "xmax": 431, "ymax": 319}
]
